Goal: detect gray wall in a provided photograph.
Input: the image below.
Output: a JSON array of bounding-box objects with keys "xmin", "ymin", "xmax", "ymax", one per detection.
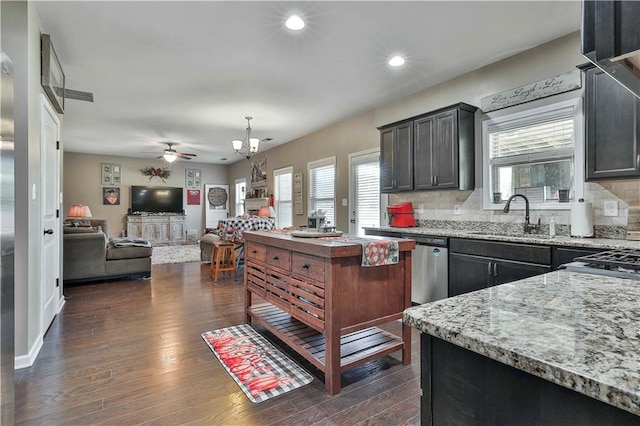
[
  {"xmin": 63, "ymin": 152, "xmax": 228, "ymax": 238},
  {"xmin": 230, "ymin": 32, "xmax": 636, "ymax": 230}
]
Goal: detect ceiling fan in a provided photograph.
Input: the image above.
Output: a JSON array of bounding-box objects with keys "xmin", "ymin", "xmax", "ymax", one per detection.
[{"xmin": 157, "ymin": 142, "xmax": 197, "ymax": 163}]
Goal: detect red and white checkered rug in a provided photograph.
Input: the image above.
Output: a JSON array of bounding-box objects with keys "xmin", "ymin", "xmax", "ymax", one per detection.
[{"xmin": 201, "ymin": 324, "xmax": 314, "ymax": 403}]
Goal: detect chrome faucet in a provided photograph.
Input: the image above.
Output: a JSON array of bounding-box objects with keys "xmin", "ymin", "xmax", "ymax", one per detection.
[{"xmin": 503, "ymin": 194, "xmax": 540, "ymax": 234}]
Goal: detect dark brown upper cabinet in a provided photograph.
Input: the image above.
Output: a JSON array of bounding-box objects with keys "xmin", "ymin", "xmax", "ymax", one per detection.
[
  {"xmin": 380, "ymin": 120, "xmax": 413, "ymax": 192},
  {"xmin": 379, "ymin": 103, "xmax": 477, "ymax": 193},
  {"xmin": 583, "ymin": 65, "xmax": 640, "ymax": 180}
]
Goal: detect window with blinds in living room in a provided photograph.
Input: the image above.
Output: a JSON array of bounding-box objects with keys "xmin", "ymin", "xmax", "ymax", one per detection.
[
  {"xmin": 274, "ymin": 166, "xmax": 293, "ymax": 229},
  {"xmin": 308, "ymin": 157, "xmax": 336, "ymax": 227},
  {"xmin": 350, "ymin": 150, "xmax": 380, "ymax": 236}
]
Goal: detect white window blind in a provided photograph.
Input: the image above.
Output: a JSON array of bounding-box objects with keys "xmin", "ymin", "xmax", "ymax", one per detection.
[
  {"xmin": 308, "ymin": 157, "xmax": 336, "ymax": 227},
  {"xmin": 274, "ymin": 167, "xmax": 293, "ymax": 229},
  {"xmin": 353, "ymin": 159, "xmax": 380, "ymax": 235},
  {"xmin": 489, "ymin": 116, "xmax": 575, "ymax": 160}
]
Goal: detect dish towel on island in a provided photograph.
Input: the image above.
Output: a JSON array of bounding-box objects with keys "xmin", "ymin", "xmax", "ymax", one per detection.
[
  {"xmin": 109, "ymin": 237, "xmax": 152, "ymax": 248},
  {"xmin": 320, "ymin": 236, "xmax": 399, "ymax": 267}
]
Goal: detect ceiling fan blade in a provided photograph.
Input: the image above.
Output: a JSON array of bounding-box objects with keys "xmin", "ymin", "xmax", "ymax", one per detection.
[{"xmin": 177, "ymin": 152, "xmax": 196, "ymax": 158}]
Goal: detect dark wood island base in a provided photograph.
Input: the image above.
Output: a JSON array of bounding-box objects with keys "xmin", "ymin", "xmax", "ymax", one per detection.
[{"xmin": 242, "ymin": 231, "xmax": 415, "ymax": 395}]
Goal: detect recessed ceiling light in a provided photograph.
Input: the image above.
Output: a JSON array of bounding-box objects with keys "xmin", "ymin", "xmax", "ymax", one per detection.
[
  {"xmin": 285, "ymin": 14, "xmax": 305, "ymax": 31},
  {"xmin": 388, "ymin": 55, "xmax": 406, "ymax": 67}
]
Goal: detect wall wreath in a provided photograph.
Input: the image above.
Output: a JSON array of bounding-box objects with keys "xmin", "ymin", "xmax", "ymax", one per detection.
[{"xmin": 141, "ymin": 166, "xmax": 171, "ymax": 183}]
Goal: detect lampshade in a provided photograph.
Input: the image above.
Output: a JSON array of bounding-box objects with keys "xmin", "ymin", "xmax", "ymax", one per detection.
[
  {"xmin": 68, "ymin": 204, "xmax": 92, "ymax": 218},
  {"xmin": 163, "ymin": 152, "xmax": 177, "ymax": 163},
  {"xmin": 257, "ymin": 206, "xmax": 271, "ymax": 218}
]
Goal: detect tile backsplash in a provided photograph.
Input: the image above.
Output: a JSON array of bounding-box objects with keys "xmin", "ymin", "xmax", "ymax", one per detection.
[{"xmin": 390, "ymin": 180, "xmax": 639, "ymax": 239}]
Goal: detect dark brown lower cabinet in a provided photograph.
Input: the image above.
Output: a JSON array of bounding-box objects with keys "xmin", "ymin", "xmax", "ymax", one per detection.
[{"xmin": 421, "ymin": 335, "xmax": 639, "ymax": 425}]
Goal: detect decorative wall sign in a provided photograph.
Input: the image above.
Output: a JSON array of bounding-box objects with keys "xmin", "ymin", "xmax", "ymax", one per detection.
[
  {"xmin": 41, "ymin": 34, "xmax": 65, "ymax": 114},
  {"xmin": 481, "ymin": 70, "xmax": 581, "ymax": 113},
  {"xmin": 185, "ymin": 168, "xmax": 201, "ymax": 188},
  {"xmin": 141, "ymin": 166, "xmax": 171, "ymax": 182},
  {"xmin": 294, "ymin": 172, "xmax": 303, "ymax": 215},
  {"xmin": 187, "ymin": 189, "xmax": 201, "ymax": 205},
  {"xmin": 103, "ymin": 187, "xmax": 120, "ymax": 205},
  {"xmin": 251, "ymin": 158, "xmax": 267, "ymax": 189}
]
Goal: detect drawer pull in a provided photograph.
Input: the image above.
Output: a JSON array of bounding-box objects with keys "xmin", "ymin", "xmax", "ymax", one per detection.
[
  {"xmin": 272, "ymin": 255, "xmax": 279, "ymax": 260},
  {"xmin": 252, "ymin": 250, "xmax": 257, "ymax": 254},
  {"xmin": 301, "ymin": 263, "xmax": 310, "ymax": 269}
]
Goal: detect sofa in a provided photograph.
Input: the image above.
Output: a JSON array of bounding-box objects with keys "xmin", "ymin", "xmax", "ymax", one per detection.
[{"xmin": 63, "ymin": 219, "xmax": 152, "ymax": 284}]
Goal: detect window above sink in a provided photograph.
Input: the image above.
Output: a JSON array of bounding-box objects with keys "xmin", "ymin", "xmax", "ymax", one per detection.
[{"xmin": 482, "ymin": 98, "xmax": 584, "ymax": 211}]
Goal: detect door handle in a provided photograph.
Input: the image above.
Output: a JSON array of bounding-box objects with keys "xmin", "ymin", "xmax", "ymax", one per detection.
[
  {"xmin": 493, "ymin": 262, "xmax": 498, "ymax": 276},
  {"xmin": 44, "ymin": 229, "xmax": 54, "ymax": 235},
  {"xmin": 636, "ymin": 154, "xmax": 640, "ymax": 171},
  {"xmin": 487, "ymin": 262, "xmax": 492, "ymax": 276}
]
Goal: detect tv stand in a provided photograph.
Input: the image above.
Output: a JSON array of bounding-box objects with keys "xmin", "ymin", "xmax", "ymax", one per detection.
[{"xmin": 126, "ymin": 214, "xmax": 186, "ymax": 246}]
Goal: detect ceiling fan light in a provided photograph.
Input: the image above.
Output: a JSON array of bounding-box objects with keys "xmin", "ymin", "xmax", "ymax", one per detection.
[
  {"xmin": 232, "ymin": 139, "xmax": 243, "ymax": 151},
  {"xmin": 163, "ymin": 152, "xmax": 177, "ymax": 163}
]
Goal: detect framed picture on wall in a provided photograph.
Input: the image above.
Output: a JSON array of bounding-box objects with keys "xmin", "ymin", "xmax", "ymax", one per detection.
[
  {"xmin": 186, "ymin": 168, "xmax": 201, "ymax": 188},
  {"xmin": 103, "ymin": 187, "xmax": 120, "ymax": 205},
  {"xmin": 101, "ymin": 163, "xmax": 121, "ymax": 185},
  {"xmin": 41, "ymin": 34, "xmax": 65, "ymax": 114},
  {"xmin": 250, "ymin": 158, "xmax": 266, "ymax": 188}
]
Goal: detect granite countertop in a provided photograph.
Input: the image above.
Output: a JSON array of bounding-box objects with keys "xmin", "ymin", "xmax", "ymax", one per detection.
[
  {"xmin": 403, "ymin": 270, "xmax": 640, "ymax": 416},
  {"xmin": 367, "ymin": 226, "xmax": 640, "ymax": 250}
]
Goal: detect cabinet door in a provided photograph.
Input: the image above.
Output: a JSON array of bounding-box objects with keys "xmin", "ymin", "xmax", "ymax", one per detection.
[
  {"xmin": 394, "ymin": 122, "xmax": 413, "ymax": 191},
  {"xmin": 380, "ymin": 128, "xmax": 395, "ymax": 192},
  {"xmin": 414, "ymin": 116, "xmax": 435, "ymax": 190},
  {"xmin": 171, "ymin": 221, "xmax": 186, "ymax": 244},
  {"xmin": 449, "ymin": 253, "xmax": 491, "ymax": 297},
  {"xmin": 586, "ymin": 67, "xmax": 640, "ymax": 180},
  {"xmin": 492, "ymin": 259, "xmax": 551, "ymax": 287},
  {"xmin": 432, "ymin": 110, "xmax": 458, "ymax": 188}
]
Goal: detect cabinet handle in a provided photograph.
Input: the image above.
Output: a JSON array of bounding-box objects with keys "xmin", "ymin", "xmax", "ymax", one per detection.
[
  {"xmin": 636, "ymin": 154, "xmax": 640, "ymax": 171},
  {"xmin": 431, "ymin": 176, "xmax": 434, "ymax": 186},
  {"xmin": 272, "ymin": 256, "xmax": 279, "ymax": 260},
  {"xmin": 301, "ymin": 263, "xmax": 310, "ymax": 269},
  {"xmin": 493, "ymin": 263, "xmax": 498, "ymax": 276},
  {"xmin": 487, "ymin": 262, "xmax": 492, "ymax": 276},
  {"xmin": 435, "ymin": 176, "xmax": 438, "ymax": 186}
]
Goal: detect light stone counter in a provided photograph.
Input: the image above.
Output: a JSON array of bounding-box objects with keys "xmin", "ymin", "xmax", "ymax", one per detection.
[
  {"xmin": 403, "ymin": 270, "xmax": 640, "ymax": 416},
  {"xmin": 367, "ymin": 226, "xmax": 639, "ymax": 250}
]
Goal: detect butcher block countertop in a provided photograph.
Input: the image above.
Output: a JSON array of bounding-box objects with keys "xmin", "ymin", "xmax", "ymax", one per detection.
[
  {"xmin": 241, "ymin": 230, "xmax": 416, "ymax": 258},
  {"xmin": 404, "ymin": 270, "xmax": 640, "ymax": 416}
]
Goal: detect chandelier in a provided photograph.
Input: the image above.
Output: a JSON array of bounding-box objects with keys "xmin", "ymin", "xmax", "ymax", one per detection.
[{"xmin": 231, "ymin": 116, "xmax": 271, "ymax": 160}]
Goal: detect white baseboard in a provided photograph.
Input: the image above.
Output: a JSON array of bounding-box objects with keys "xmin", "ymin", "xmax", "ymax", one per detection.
[{"xmin": 15, "ymin": 333, "xmax": 44, "ymax": 370}]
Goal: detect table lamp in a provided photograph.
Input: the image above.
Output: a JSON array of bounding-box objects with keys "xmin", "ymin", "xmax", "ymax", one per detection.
[
  {"xmin": 67, "ymin": 204, "xmax": 93, "ymax": 218},
  {"xmin": 257, "ymin": 206, "xmax": 275, "ymax": 218}
]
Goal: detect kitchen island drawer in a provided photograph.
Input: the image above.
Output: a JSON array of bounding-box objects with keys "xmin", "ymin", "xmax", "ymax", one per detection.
[
  {"xmin": 266, "ymin": 247, "xmax": 291, "ymax": 271},
  {"xmin": 291, "ymin": 253, "xmax": 325, "ymax": 282},
  {"xmin": 246, "ymin": 242, "xmax": 266, "ymax": 262},
  {"xmin": 246, "ymin": 262, "xmax": 266, "ymax": 297}
]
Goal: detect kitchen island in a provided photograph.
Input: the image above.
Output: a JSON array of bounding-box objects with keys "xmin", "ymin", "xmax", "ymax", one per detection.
[
  {"xmin": 404, "ymin": 270, "xmax": 640, "ymax": 424},
  {"xmin": 243, "ymin": 230, "xmax": 415, "ymax": 395}
]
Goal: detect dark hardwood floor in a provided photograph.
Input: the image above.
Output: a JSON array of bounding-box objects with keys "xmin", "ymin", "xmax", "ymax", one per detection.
[{"xmin": 15, "ymin": 261, "xmax": 421, "ymax": 425}]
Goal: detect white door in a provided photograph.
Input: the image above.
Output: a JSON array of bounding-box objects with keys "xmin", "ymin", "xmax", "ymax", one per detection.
[
  {"xmin": 205, "ymin": 184, "xmax": 229, "ymax": 229},
  {"xmin": 41, "ymin": 96, "xmax": 61, "ymax": 332},
  {"xmin": 348, "ymin": 149, "xmax": 381, "ymax": 236}
]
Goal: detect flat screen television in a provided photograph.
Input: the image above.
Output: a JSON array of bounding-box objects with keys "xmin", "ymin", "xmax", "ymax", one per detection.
[{"xmin": 130, "ymin": 186, "xmax": 183, "ymax": 213}]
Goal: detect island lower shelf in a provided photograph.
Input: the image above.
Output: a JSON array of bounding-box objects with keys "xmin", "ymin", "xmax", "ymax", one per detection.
[{"xmin": 248, "ymin": 303, "xmax": 404, "ymax": 373}]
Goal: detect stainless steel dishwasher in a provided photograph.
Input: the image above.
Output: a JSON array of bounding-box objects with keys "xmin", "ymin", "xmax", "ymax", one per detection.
[{"xmin": 405, "ymin": 234, "xmax": 448, "ymax": 305}]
